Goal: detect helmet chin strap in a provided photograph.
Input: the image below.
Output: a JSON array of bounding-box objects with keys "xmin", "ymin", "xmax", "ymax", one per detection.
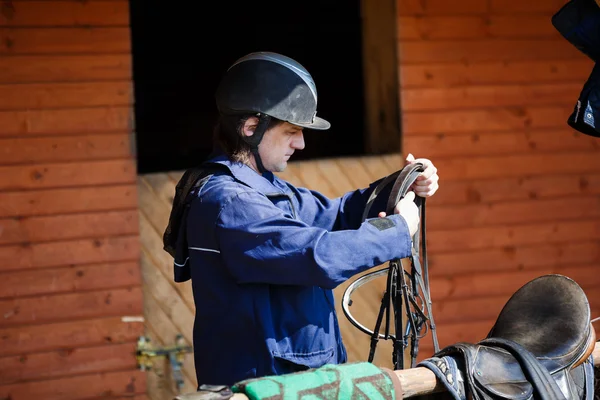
[{"xmin": 242, "ymin": 113, "xmax": 271, "ymax": 174}]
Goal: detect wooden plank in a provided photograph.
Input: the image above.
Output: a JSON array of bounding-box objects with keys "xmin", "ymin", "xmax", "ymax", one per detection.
[
  {"xmin": 0, "ymin": 1, "xmax": 130, "ymax": 27},
  {"xmin": 315, "ymin": 159, "xmax": 357, "ymax": 195},
  {"xmin": 0, "ymin": 133, "xmax": 133, "ymax": 165},
  {"xmin": 143, "ymin": 287, "xmax": 198, "ymax": 396},
  {"xmin": 0, "ymin": 316, "xmax": 144, "ymax": 357},
  {"xmin": 138, "ymin": 212, "xmax": 196, "ymax": 313},
  {"xmin": 0, "ymin": 54, "xmax": 131, "ymax": 84},
  {"xmin": 0, "ymin": 184, "xmax": 138, "ymax": 218},
  {"xmin": 0, "ymin": 342, "xmax": 137, "ymax": 385},
  {"xmin": 400, "ymin": 59, "xmax": 594, "ymax": 88},
  {"xmin": 432, "ymin": 286, "xmax": 600, "ymax": 324},
  {"xmin": 399, "ymin": 40, "xmax": 583, "ymax": 64},
  {"xmin": 427, "ymin": 218, "xmax": 600, "ymax": 253},
  {"xmin": 402, "ymin": 106, "xmax": 571, "ymax": 134},
  {"xmin": 0, "ymin": 235, "xmax": 140, "ymax": 271},
  {"xmin": 0, "ymin": 27, "xmax": 130, "ymax": 54},
  {"xmin": 429, "ymin": 242, "xmax": 600, "ymax": 277},
  {"xmin": 401, "ymin": 83, "xmax": 579, "ymax": 111},
  {"xmin": 140, "ymin": 249, "xmax": 194, "ymax": 344},
  {"xmin": 0, "ymin": 261, "xmax": 141, "ymax": 299},
  {"xmin": 398, "ymin": 15, "xmax": 562, "ymax": 40},
  {"xmin": 0, "ymin": 209, "xmax": 139, "ymax": 246},
  {"xmin": 0, "ymin": 159, "xmax": 136, "ymax": 190},
  {"xmin": 424, "ymin": 195, "xmax": 600, "ymax": 230},
  {"xmin": 423, "ymin": 151, "xmax": 600, "ymax": 181},
  {"xmin": 421, "ymin": 172, "xmax": 600, "ymax": 205},
  {"xmin": 0, "ymin": 369, "xmax": 146, "ymax": 400},
  {"xmin": 398, "ymin": 0, "xmax": 488, "ymax": 15},
  {"xmin": 490, "ymin": 0, "xmax": 567, "ymax": 14},
  {"xmin": 430, "ymin": 263, "xmax": 600, "ymax": 301},
  {"xmin": 0, "ymin": 287, "xmax": 143, "ymax": 327},
  {"xmin": 0, "ymin": 81, "xmax": 132, "ymax": 110},
  {"xmin": 403, "ymin": 129, "xmax": 600, "ymax": 158},
  {"xmin": 361, "ymin": 0, "xmax": 401, "ymax": 153},
  {"xmin": 0, "ymin": 106, "xmax": 131, "ymax": 136}
]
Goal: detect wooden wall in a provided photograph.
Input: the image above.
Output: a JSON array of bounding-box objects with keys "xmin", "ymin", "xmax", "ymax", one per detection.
[
  {"xmin": 0, "ymin": 1, "xmax": 146, "ymax": 399},
  {"xmin": 396, "ymin": 0, "xmax": 600, "ymax": 358}
]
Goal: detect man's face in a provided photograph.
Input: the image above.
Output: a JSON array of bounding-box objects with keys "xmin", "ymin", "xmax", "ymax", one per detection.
[{"xmin": 258, "ymin": 122, "xmax": 305, "ymax": 172}]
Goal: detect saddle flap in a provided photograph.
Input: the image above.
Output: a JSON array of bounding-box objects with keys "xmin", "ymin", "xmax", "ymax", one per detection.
[{"xmin": 472, "ymin": 346, "xmax": 533, "ymax": 400}]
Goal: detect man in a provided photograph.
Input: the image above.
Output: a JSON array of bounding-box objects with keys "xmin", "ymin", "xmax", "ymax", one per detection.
[{"xmin": 163, "ymin": 51, "xmax": 440, "ymax": 388}]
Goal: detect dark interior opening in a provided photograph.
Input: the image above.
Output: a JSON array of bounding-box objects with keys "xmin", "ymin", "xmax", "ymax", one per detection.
[{"xmin": 129, "ymin": 0, "xmax": 366, "ymax": 174}]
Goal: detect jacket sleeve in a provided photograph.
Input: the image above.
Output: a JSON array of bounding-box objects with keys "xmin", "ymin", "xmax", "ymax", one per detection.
[
  {"xmin": 215, "ymin": 190, "xmax": 412, "ymax": 289},
  {"xmin": 292, "ymin": 175, "xmax": 395, "ymax": 232}
]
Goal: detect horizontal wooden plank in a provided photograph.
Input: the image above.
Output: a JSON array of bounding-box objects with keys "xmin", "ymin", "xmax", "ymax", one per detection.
[
  {"xmin": 401, "ymin": 83, "xmax": 579, "ymax": 111},
  {"xmin": 0, "ymin": 81, "xmax": 132, "ymax": 110},
  {"xmin": 427, "ymin": 218, "xmax": 600, "ymax": 253},
  {"xmin": 425, "ymin": 195, "xmax": 600, "ymax": 229},
  {"xmin": 0, "ymin": 184, "xmax": 138, "ymax": 218},
  {"xmin": 490, "ymin": 0, "xmax": 567, "ymax": 14},
  {"xmin": 0, "ymin": 133, "xmax": 133, "ymax": 165},
  {"xmin": 432, "ymin": 286, "xmax": 600, "ymax": 324},
  {"xmin": 0, "ymin": 260, "xmax": 141, "ymax": 299},
  {"xmin": 400, "ymin": 59, "xmax": 594, "ymax": 88},
  {"xmin": 399, "ymin": 39, "xmax": 583, "ymax": 64},
  {"xmin": 403, "ymin": 129, "xmax": 599, "ymax": 159},
  {"xmin": 0, "ymin": 159, "xmax": 136, "ymax": 190},
  {"xmin": 429, "ymin": 241, "xmax": 600, "ymax": 276},
  {"xmin": 0, "ymin": 54, "xmax": 131, "ymax": 84},
  {"xmin": 0, "ymin": 27, "xmax": 130, "ymax": 54},
  {"xmin": 0, "ymin": 369, "xmax": 146, "ymax": 400},
  {"xmin": 422, "ymin": 172, "xmax": 600, "ymax": 205},
  {"xmin": 0, "ymin": 106, "xmax": 131, "ymax": 136},
  {"xmin": 0, "ymin": 209, "xmax": 139, "ymax": 245},
  {"xmin": 0, "ymin": 235, "xmax": 140, "ymax": 271},
  {"xmin": 425, "ymin": 151, "xmax": 600, "ymax": 181},
  {"xmin": 402, "ymin": 105, "xmax": 572, "ymax": 134},
  {"xmin": 430, "ymin": 263, "xmax": 600, "ymax": 301},
  {"xmin": 0, "ymin": 287, "xmax": 143, "ymax": 327},
  {"xmin": 0, "ymin": 1, "xmax": 129, "ymax": 27},
  {"xmin": 0, "ymin": 316, "xmax": 144, "ymax": 357},
  {"xmin": 0, "ymin": 342, "xmax": 137, "ymax": 385},
  {"xmin": 398, "ymin": 0, "xmax": 488, "ymax": 15},
  {"xmin": 398, "ymin": 15, "xmax": 562, "ymax": 40}
]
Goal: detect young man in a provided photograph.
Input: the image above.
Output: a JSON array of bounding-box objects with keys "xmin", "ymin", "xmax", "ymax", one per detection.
[{"xmin": 164, "ymin": 51, "xmax": 440, "ymax": 387}]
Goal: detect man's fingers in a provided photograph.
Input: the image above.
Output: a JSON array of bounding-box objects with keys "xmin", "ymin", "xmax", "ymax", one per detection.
[
  {"xmin": 405, "ymin": 153, "xmax": 415, "ymax": 164},
  {"xmin": 378, "ymin": 211, "xmax": 387, "ymax": 218},
  {"xmin": 403, "ymin": 191, "xmax": 416, "ymax": 202}
]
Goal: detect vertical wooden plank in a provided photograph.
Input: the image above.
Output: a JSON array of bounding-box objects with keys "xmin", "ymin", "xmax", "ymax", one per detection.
[{"xmin": 361, "ymin": 0, "xmax": 401, "ymax": 153}]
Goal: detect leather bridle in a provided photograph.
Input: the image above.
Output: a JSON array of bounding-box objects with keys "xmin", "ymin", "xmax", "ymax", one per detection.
[{"xmin": 342, "ymin": 162, "xmax": 440, "ymax": 369}]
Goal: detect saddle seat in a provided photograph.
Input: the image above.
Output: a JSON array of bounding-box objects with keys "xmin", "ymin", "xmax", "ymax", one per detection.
[{"xmin": 421, "ymin": 274, "xmax": 596, "ymax": 400}]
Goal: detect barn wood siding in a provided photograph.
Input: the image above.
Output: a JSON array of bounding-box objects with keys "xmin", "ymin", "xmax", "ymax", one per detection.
[{"xmin": 0, "ymin": 1, "xmax": 145, "ymax": 399}]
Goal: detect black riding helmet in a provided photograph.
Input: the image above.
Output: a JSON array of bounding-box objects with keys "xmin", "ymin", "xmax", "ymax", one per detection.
[{"xmin": 215, "ymin": 52, "xmax": 330, "ymax": 172}]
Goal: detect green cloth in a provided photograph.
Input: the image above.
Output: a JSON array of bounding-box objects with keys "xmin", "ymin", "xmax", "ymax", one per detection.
[{"xmin": 232, "ymin": 362, "xmax": 399, "ymax": 400}]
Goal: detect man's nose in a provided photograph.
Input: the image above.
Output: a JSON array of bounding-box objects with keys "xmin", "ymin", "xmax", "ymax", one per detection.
[{"xmin": 292, "ymin": 132, "xmax": 305, "ymax": 150}]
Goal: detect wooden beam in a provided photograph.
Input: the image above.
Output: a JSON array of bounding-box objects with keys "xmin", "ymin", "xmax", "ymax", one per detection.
[{"xmin": 361, "ymin": 0, "xmax": 401, "ymax": 154}]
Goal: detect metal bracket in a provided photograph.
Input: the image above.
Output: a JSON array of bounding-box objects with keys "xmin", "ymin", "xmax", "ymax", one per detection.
[{"xmin": 136, "ymin": 334, "xmax": 193, "ymax": 393}]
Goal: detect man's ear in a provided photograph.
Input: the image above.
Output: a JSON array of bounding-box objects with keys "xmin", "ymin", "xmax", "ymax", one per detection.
[{"xmin": 242, "ymin": 116, "xmax": 260, "ymax": 138}]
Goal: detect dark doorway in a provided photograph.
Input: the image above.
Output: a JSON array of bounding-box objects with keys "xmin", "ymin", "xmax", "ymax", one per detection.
[{"xmin": 129, "ymin": 0, "xmax": 367, "ymax": 174}]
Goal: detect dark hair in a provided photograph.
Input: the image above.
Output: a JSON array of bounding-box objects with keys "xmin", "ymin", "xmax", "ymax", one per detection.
[{"xmin": 212, "ymin": 114, "xmax": 284, "ymax": 164}]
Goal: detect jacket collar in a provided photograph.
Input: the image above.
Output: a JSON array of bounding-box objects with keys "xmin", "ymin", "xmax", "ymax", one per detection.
[{"xmin": 205, "ymin": 152, "xmax": 288, "ymax": 194}]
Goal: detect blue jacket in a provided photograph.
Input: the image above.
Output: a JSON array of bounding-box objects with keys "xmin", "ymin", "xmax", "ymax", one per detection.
[{"xmin": 177, "ymin": 153, "xmax": 413, "ymax": 387}]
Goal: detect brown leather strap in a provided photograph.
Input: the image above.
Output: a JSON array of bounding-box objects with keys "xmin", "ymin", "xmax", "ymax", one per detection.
[{"xmin": 381, "ymin": 367, "xmax": 404, "ymax": 400}]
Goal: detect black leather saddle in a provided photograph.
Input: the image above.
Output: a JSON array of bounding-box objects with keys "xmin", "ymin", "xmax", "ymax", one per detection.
[{"xmin": 418, "ymin": 274, "xmax": 596, "ymax": 400}]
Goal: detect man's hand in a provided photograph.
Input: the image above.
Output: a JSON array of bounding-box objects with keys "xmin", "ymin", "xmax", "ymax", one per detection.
[
  {"xmin": 378, "ymin": 191, "xmax": 420, "ymax": 237},
  {"xmin": 405, "ymin": 153, "xmax": 439, "ymax": 198}
]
